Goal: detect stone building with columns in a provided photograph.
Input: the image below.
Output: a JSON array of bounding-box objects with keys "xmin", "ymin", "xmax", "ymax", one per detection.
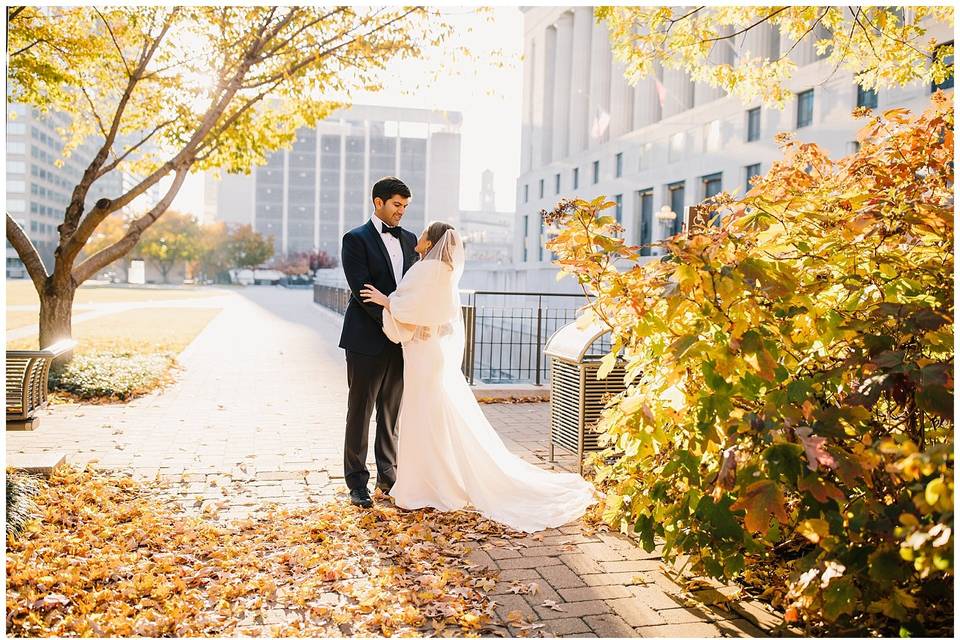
[{"xmin": 460, "ymin": 8, "xmax": 953, "ymax": 295}]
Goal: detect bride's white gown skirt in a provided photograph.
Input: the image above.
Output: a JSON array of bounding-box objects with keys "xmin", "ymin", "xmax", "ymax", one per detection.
[{"xmin": 390, "ymin": 331, "xmax": 596, "ymax": 533}]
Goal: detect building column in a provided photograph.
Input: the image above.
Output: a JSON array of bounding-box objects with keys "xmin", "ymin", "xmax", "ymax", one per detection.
[
  {"xmin": 633, "ymin": 62, "xmax": 663, "ymax": 129},
  {"xmin": 695, "ymin": 29, "xmax": 733, "ymax": 106},
  {"xmin": 521, "ymin": 40, "xmax": 535, "ymax": 172},
  {"xmin": 662, "ymin": 67, "xmax": 693, "ymax": 118},
  {"xmin": 569, "ymin": 7, "xmax": 593, "ymax": 153},
  {"xmin": 551, "ymin": 11, "xmax": 574, "ymax": 161},
  {"xmin": 541, "ymin": 25, "xmax": 557, "ymax": 164},
  {"xmin": 609, "ymin": 56, "xmax": 634, "ymax": 137},
  {"xmin": 313, "ymin": 125, "xmax": 321, "ymax": 250},
  {"xmin": 588, "ymin": 17, "xmax": 612, "ymax": 147}
]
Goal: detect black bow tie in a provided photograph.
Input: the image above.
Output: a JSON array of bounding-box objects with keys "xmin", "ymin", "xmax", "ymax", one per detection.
[{"xmin": 381, "ymin": 225, "xmax": 402, "ymax": 239}]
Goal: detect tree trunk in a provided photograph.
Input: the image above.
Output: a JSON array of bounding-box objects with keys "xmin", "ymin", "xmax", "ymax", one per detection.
[
  {"xmin": 160, "ymin": 264, "xmax": 171, "ymax": 283},
  {"xmin": 38, "ymin": 282, "xmax": 77, "ymax": 367}
]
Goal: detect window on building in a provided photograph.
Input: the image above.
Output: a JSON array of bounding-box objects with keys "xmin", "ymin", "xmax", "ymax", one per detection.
[
  {"xmin": 614, "ymin": 194, "xmax": 623, "ymax": 223},
  {"xmin": 637, "ymin": 189, "xmax": 653, "ymax": 256},
  {"xmin": 6, "ymin": 180, "xmax": 25, "ymax": 193},
  {"xmin": 592, "ymin": 160, "xmax": 600, "ymax": 184},
  {"xmin": 522, "ymin": 215, "xmax": 529, "ymax": 262},
  {"xmin": 746, "ymin": 107, "xmax": 761, "ymax": 142},
  {"xmin": 931, "ymin": 41, "xmax": 954, "ymax": 92},
  {"xmin": 796, "ymin": 89, "xmax": 814, "ymax": 128},
  {"xmin": 615, "ymin": 152, "xmax": 623, "ymax": 178},
  {"xmin": 857, "ymin": 85, "xmax": 878, "ymax": 109},
  {"xmin": 524, "ymin": 184, "xmax": 529, "ymax": 203},
  {"xmin": 538, "ymin": 178, "xmax": 544, "ymax": 199},
  {"xmin": 745, "ymin": 163, "xmax": 761, "ymax": 192},
  {"xmin": 847, "ymin": 141, "xmax": 861, "ymax": 155},
  {"xmin": 573, "ymin": 167, "xmax": 579, "ymax": 190},
  {"xmin": 8, "ymin": 199, "xmax": 25, "ymax": 213},
  {"xmin": 702, "ymin": 173, "xmax": 722, "ymax": 199},
  {"xmin": 7, "ymin": 141, "xmax": 26, "ymax": 154},
  {"xmin": 668, "ymin": 132, "xmax": 686, "ymax": 163},
  {"xmin": 704, "ymin": 120, "xmax": 722, "ymax": 153},
  {"xmin": 7, "ymin": 122, "xmax": 26, "ymax": 135},
  {"xmin": 638, "ymin": 143, "xmax": 653, "ymax": 171},
  {"xmin": 555, "ymin": 173, "xmax": 561, "ymax": 194},
  {"xmin": 668, "ymin": 181, "xmax": 685, "ymax": 236},
  {"xmin": 538, "ymin": 217, "xmax": 544, "ymax": 261}
]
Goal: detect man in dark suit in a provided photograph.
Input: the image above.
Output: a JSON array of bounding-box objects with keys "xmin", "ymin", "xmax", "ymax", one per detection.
[{"xmin": 339, "ymin": 177, "xmax": 419, "ymax": 508}]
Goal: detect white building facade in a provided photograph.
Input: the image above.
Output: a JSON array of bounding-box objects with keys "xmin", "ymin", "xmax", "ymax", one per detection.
[
  {"xmin": 209, "ymin": 105, "xmax": 462, "ymax": 260},
  {"xmin": 501, "ymin": 8, "xmax": 953, "ymax": 294}
]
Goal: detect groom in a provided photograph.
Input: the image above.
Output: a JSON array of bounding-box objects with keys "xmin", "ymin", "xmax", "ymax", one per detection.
[{"xmin": 339, "ymin": 177, "xmax": 419, "ymax": 508}]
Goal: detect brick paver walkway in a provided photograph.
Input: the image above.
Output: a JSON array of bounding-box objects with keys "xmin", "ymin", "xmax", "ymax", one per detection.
[{"xmin": 6, "ymin": 287, "xmax": 783, "ymax": 638}]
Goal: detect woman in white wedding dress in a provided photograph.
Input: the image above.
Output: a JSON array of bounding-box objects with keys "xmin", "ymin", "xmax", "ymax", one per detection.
[{"xmin": 360, "ymin": 223, "xmax": 596, "ymax": 533}]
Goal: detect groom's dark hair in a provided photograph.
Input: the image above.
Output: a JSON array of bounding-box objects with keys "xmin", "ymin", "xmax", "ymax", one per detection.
[{"xmin": 372, "ymin": 176, "xmax": 411, "ymax": 204}]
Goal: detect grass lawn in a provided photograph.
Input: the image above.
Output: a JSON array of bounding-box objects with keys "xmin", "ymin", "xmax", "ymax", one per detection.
[
  {"xmin": 5, "ymin": 310, "xmax": 40, "ymax": 331},
  {"xmin": 5, "ymin": 279, "xmax": 225, "ymax": 307},
  {"xmin": 7, "ymin": 307, "xmax": 222, "ymax": 354}
]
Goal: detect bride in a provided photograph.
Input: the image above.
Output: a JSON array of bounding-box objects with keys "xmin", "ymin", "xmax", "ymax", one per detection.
[{"xmin": 360, "ymin": 222, "xmax": 596, "ymax": 533}]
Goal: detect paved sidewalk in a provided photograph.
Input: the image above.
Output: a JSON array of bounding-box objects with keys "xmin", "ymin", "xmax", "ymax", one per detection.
[{"xmin": 6, "ymin": 287, "xmax": 782, "ymax": 638}]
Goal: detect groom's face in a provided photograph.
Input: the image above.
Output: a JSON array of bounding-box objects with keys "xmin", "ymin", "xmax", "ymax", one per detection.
[{"xmin": 375, "ymin": 195, "xmax": 410, "ymax": 227}]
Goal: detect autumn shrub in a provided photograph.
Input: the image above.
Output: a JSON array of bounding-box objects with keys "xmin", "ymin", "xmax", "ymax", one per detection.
[
  {"xmin": 6, "ymin": 470, "xmax": 41, "ymax": 539},
  {"xmin": 50, "ymin": 352, "xmax": 176, "ymax": 401},
  {"xmin": 545, "ymin": 96, "xmax": 953, "ymax": 635}
]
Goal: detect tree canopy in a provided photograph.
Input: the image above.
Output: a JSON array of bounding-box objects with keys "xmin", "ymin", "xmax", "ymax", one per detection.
[{"xmin": 598, "ymin": 6, "xmax": 954, "ymax": 106}]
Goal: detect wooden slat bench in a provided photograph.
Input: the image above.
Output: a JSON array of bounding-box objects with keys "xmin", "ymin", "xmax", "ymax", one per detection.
[{"xmin": 6, "ymin": 339, "xmax": 76, "ymax": 431}]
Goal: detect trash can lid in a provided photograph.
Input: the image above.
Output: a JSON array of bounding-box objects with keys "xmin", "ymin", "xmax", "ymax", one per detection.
[{"xmin": 543, "ymin": 318, "xmax": 611, "ymax": 363}]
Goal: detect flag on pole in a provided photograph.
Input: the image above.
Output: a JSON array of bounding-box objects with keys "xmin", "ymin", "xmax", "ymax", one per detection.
[
  {"xmin": 653, "ymin": 76, "xmax": 667, "ymax": 109},
  {"xmin": 590, "ymin": 108, "xmax": 611, "ymax": 140}
]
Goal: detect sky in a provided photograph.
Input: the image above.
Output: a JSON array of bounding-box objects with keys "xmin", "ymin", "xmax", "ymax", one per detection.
[{"xmin": 172, "ymin": 6, "xmax": 524, "ymax": 216}]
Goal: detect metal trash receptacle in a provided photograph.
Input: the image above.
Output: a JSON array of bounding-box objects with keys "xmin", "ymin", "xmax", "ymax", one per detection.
[{"xmin": 543, "ymin": 320, "xmax": 627, "ymax": 475}]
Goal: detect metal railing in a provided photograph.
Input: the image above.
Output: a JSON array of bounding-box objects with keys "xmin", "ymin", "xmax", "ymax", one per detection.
[{"xmin": 314, "ymin": 284, "xmax": 601, "ymax": 385}]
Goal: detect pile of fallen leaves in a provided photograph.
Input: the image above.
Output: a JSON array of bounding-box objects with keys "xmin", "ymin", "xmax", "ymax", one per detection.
[
  {"xmin": 476, "ymin": 396, "xmax": 546, "ymax": 405},
  {"xmin": 7, "ymin": 465, "xmax": 522, "ymax": 637}
]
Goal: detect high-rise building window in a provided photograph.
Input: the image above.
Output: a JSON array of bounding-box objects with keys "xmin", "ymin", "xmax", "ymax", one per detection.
[
  {"xmin": 931, "ymin": 41, "xmax": 954, "ymax": 92},
  {"xmin": 857, "ymin": 85, "xmax": 878, "ymax": 109},
  {"xmin": 614, "ymin": 194, "xmax": 623, "ymax": 224},
  {"xmin": 524, "ymin": 184, "xmax": 529, "ymax": 203},
  {"xmin": 615, "ymin": 152, "xmax": 623, "ymax": 178},
  {"xmin": 796, "ymin": 89, "xmax": 814, "ymax": 128},
  {"xmin": 592, "ymin": 160, "xmax": 600, "ymax": 184},
  {"xmin": 746, "ymin": 107, "xmax": 761, "ymax": 142},
  {"xmin": 539, "ymin": 178, "xmax": 544, "ymax": 199},
  {"xmin": 745, "ymin": 163, "xmax": 761, "ymax": 192},
  {"xmin": 555, "ymin": 173, "xmax": 561, "ymax": 194},
  {"xmin": 573, "ymin": 167, "xmax": 579, "ymax": 190}
]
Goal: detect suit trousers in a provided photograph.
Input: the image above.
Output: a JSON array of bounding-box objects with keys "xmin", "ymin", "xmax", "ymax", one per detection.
[{"xmin": 343, "ymin": 345, "xmax": 403, "ymax": 491}]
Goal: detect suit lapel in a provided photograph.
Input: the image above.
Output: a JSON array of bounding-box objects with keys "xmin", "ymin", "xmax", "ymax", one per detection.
[
  {"xmin": 401, "ymin": 232, "xmax": 418, "ymax": 277},
  {"xmin": 366, "ymin": 219, "xmax": 397, "ymax": 287}
]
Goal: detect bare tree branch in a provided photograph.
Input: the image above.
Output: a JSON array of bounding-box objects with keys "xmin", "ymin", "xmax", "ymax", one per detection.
[
  {"xmin": 95, "ymin": 118, "xmax": 177, "ymax": 179},
  {"xmin": 11, "ymin": 38, "xmax": 44, "ymax": 57},
  {"xmin": 72, "ymin": 167, "xmax": 189, "ymax": 283},
  {"xmin": 775, "ymin": 9, "xmax": 829, "ymax": 64},
  {"xmin": 691, "ymin": 8, "xmax": 790, "ymax": 46},
  {"xmin": 7, "ymin": 6, "xmax": 26, "ymax": 21},
  {"xmin": 6, "ymin": 213, "xmax": 49, "ymax": 292}
]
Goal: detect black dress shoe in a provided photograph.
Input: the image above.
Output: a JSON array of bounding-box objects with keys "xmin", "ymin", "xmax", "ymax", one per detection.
[
  {"xmin": 349, "ymin": 487, "xmax": 373, "ymax": 508},
  {"xmin": 376, "ymin": 482, "xmax": 393, "ymax": 496}
]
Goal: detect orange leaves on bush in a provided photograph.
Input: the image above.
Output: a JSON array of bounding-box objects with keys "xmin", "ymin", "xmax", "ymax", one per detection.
[{"xmin": 730, "ymin": 480, "xmax": 790, "ymax": 535}]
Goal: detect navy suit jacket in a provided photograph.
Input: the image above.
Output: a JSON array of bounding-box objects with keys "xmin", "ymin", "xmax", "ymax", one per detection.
[{"xmin": 339, "ymin": 219, "xmax": 419, "ymax": 356}]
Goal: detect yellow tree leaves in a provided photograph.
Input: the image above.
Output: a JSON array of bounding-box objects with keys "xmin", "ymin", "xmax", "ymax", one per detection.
[{"xmin": 597, "ymin": 5, "xmax": 954, "ymax": 108}]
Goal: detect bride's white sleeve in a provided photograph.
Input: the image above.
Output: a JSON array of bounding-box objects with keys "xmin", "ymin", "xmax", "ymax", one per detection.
[{"xmin": 382, "ymin": 261, "xmax": 456, "ymax": 343}]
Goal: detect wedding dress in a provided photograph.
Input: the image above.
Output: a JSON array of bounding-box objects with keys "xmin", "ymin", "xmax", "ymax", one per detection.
[{"xmin": 381, "ymin": 229, "xmax": 596, "ymax": 533}]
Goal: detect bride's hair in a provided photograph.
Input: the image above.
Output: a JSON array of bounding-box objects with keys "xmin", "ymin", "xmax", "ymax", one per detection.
[
  {"xmin": 424, "ymin": 221, "xmax": 459, "ymax": 268},
  {"xmin": 425, "ymin": 221, "xmax": 454, "ymax": 246}
]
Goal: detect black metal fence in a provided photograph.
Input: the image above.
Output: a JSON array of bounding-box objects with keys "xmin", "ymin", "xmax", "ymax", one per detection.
[{"xmin": 314, "ymin": 284, "xmax": 602, "ymax": 385}]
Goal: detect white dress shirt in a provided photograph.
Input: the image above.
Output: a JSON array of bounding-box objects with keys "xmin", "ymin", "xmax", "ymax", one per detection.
[{"xmin": 371, "ymin": 215, "xmax": 405, "ymax": 283}]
